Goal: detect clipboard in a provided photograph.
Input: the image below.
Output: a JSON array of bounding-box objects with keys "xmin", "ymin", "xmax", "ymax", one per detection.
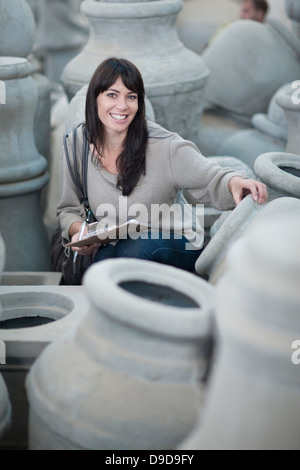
[{"xmin": 66, "ymin": 219, "xmax": 150, "ymax": 248}]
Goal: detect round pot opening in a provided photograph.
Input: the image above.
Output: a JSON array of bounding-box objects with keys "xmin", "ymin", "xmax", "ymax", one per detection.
[
  {"xmin": 279, "ymin": 166, "xmax": 300, "ymax": 177},
  {"xmin": 119, "ymin": 281, "xmax": 200, "ymax": 309},
  {"xmin": 0, "ymin": 292, "xmax": 74, "ymax": 329}
]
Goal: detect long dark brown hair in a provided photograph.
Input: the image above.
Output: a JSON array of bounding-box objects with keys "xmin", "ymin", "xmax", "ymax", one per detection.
[{"xmin": 85, "ymin": 57, "xmax": 148, "ymax": 196}]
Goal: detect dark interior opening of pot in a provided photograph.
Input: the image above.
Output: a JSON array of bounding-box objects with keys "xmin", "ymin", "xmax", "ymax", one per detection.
[
  {"xmin": 279, "ymin": 166, "xmax": 300, "ymax": 177},
  {"xmin": 0, "ymin": 292, "xmax": 74, "ymax": 329},
  {"xmin": 119, "ymin": 281, "xmax": 199, "ymax": 308}
]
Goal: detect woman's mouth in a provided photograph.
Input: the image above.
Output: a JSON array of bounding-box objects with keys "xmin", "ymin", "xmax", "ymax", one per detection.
[{"xmin": 110, "ymin": 113, "xmax": 128, "ymax": 122}]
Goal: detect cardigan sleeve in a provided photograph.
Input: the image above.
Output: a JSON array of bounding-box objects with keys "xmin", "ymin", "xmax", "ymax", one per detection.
[
  {"xmin": 56, "ymin": 131, "xmax": 86, "ymax": 243},
  {"xmin": 168, "ymin": 135, "xmax": 246, "ymax": 211}
]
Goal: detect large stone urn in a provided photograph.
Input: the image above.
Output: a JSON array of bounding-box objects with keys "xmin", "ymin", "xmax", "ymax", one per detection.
[
  {"xmin": 0, "ymin": 57, "xmax": 51, "ymax": 271},
  {"xmin": 179, "ymin": 197, "xmax": 300, "ymax": 450},
  {"xmin": 202, "ymin": 18, "xmax": 300, "ymax": 118},
  {"xmin": 61, "ymin": 0, "xmax": 209, "ymax": 144},
  {"xmin": 26, "ymin": 259, "xmax": 215, "ymax": 450}
]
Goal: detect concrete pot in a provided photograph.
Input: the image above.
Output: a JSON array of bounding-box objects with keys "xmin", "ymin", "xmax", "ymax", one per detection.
[
  {"xmin": 179, "ymin": 197, "xmax": 300, "ymax": 450},
  {"xmin": 61, "ymin": 0, "xmax": 209, "ymax": 144},
  {"xmin": 254, "ymin": 152, "xmax": 300, "ymax": 199},
  {"xmin": 202, "ymin": 18, "xmax": 300, "ymax": 117},
  {"xmin": 0, "ymin": 284, "xmax": 89, "ymax": 449},
  {"xmin": 26, "ymin": 258, "xmax": 215, "ymax": 450},
  {"xmin": 195, "ymin": 195, "xmax": 264, "ymax": 284}
]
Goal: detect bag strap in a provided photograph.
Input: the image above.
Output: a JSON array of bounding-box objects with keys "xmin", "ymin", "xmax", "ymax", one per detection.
[{"xmin": 63, "ymin": 125, "xmax": 93, "ymax": 222}]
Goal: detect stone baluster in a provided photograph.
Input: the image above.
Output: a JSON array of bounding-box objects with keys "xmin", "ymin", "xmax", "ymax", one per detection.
[
  {"xmin": 0, "ymin": 0, "xmax": 52, "ymax": 163},
  {"xmin": 60, "ymin": 0, "xmax": 209, "ymax": 145},
  {"xmin": 0, "ymin": 232, "xmax": 11, "ymax": 443},
  {"xmin": 179, "ymin": 197, "xmax": 300, "ymax": 450},
  {"xmin": 0, "ymin": 58, "xmax": 51, "ymax": 271}
]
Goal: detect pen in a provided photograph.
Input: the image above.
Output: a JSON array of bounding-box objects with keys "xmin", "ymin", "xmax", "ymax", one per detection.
[{"xmin": 73, "ymin": 220, "xmax": 87, "ymax": 274}]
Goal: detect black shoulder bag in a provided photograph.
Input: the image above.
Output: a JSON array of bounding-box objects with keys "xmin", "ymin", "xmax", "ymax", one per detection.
[{"xmin": 50, "ymin": 126, "xmax": 96, "ymax": 285}]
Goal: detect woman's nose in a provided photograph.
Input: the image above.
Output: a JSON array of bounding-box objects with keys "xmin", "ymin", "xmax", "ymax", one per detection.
[{"xmin": 116, "ymin": 96, "xmax": 128, "ymax": 110}]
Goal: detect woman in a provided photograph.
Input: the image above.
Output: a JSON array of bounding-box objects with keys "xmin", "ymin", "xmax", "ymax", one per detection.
[{"xmin": 57, "ymin": 57, "xmax": 267, "ymax": 274}]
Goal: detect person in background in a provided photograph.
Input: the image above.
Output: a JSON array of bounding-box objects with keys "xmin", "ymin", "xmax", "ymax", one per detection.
[
  {"xmin": 239, "ymin": 0, "xmax": 269, "ymax": 23},
  {"xmin": 207, "ymin": 0, "xmax": 269, "ymax": 47}
]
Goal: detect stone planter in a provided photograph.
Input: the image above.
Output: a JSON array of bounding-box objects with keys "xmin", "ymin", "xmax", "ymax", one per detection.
[
  {"xmin": 254, "ymin": 152, "xmax": 300, "ymax": 199},
  {"xmin": 0, "ymin": 57, "xmax": 51, "ymax": 271},
  {"xmin": 61, "ymin": 0, "xmax": 209, "ymax": 144},
  {"xmin": 276, "ymin": 81, "xmax": 300, "ymax": 154},
  {"xmin": 202, "ymin": 18, "xmax": 300, "ymax": 118},
  {"xmin": 195, "ymin": 195, "xmax": 264, "ymax": 284},
  {"xmin": 0, "ymin": 284, "xmax": 89, "ymax": 449},
  {"xmin": 26, "ymin": 258, "xmax": 215, "ymax": 450},
  {"xmin": 179, "ymin": 197, "xmax": 300, "ymax": 450}
]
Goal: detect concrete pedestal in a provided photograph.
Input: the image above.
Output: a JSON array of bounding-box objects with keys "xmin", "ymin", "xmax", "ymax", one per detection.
[{"xmin": 0, "ymin": 58, "xmax": 51, "ymax": 271}]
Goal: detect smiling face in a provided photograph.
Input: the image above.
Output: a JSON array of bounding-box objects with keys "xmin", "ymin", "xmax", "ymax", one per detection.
[{"xmin": 96, "ymin": 76, "xmax": 139, "ymax": 139}]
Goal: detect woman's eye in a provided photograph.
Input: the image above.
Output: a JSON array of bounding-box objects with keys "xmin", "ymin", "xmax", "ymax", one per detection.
[
  {"xmin": 107, "ymin": 93, "xmax": 117, "ymax": 98},
  {"xmin": 128, "ymin": 95, "xmax": 137, "ymax": 100}
]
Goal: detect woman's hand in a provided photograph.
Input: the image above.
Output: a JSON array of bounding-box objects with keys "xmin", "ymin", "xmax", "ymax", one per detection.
[
  {"xmin": 228, "ymin": 176, "xmax": 268, "ymax": 206},
  {"xmin": 69, "ymin": 221, "xmax": 100, "ymax": 256}
]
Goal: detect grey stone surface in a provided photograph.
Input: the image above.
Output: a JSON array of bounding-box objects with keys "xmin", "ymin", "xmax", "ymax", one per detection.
[
  {"xmin": 254, "ymin": 152, "xmax": 300, "ymax": 199},
  {"xmin": 195, "ymin": 195, "xmax": 264, "ymax": 284},
  {"xmin": 0, "ymin": 374, "xmax": 11, "ymax": 442},
  {"xmin": 26, "ymin": 259, "xmax": 215, "ymax": 450},
  {"xmin": 0, "ymin": 58, "xmax": 51, "ymax": 271},
  {"xmin": 0, "ymin": 0, "xmax": 35, "ymax": 58},
  {"xmin": 202, "ymin": 18, "xmax": 300, "ymax": 117},
  {"xmin": 276, "ymin": 81, "xmax": 300, "ymax": 154},
  {"xmin": 61, "ymin": 0, "xmax": 209, "ymax": 145},
  {"xmin": 179, "ymin": 198, "xmax": 300, "ymax": 450}
]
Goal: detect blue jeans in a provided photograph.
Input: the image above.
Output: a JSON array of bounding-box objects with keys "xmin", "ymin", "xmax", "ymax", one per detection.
[{"xmin": 92, "ymin": 232, "xmax": 203, "ymax": 273}]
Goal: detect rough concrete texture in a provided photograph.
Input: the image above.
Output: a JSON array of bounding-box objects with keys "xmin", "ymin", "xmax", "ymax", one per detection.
[
  {"xmin": 179, "ymin": 198, "xmax": 300, "ymax": 450},
  {"xmin": 26, "ymin": 259, "xmax": 215, "ymax": 450}
]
